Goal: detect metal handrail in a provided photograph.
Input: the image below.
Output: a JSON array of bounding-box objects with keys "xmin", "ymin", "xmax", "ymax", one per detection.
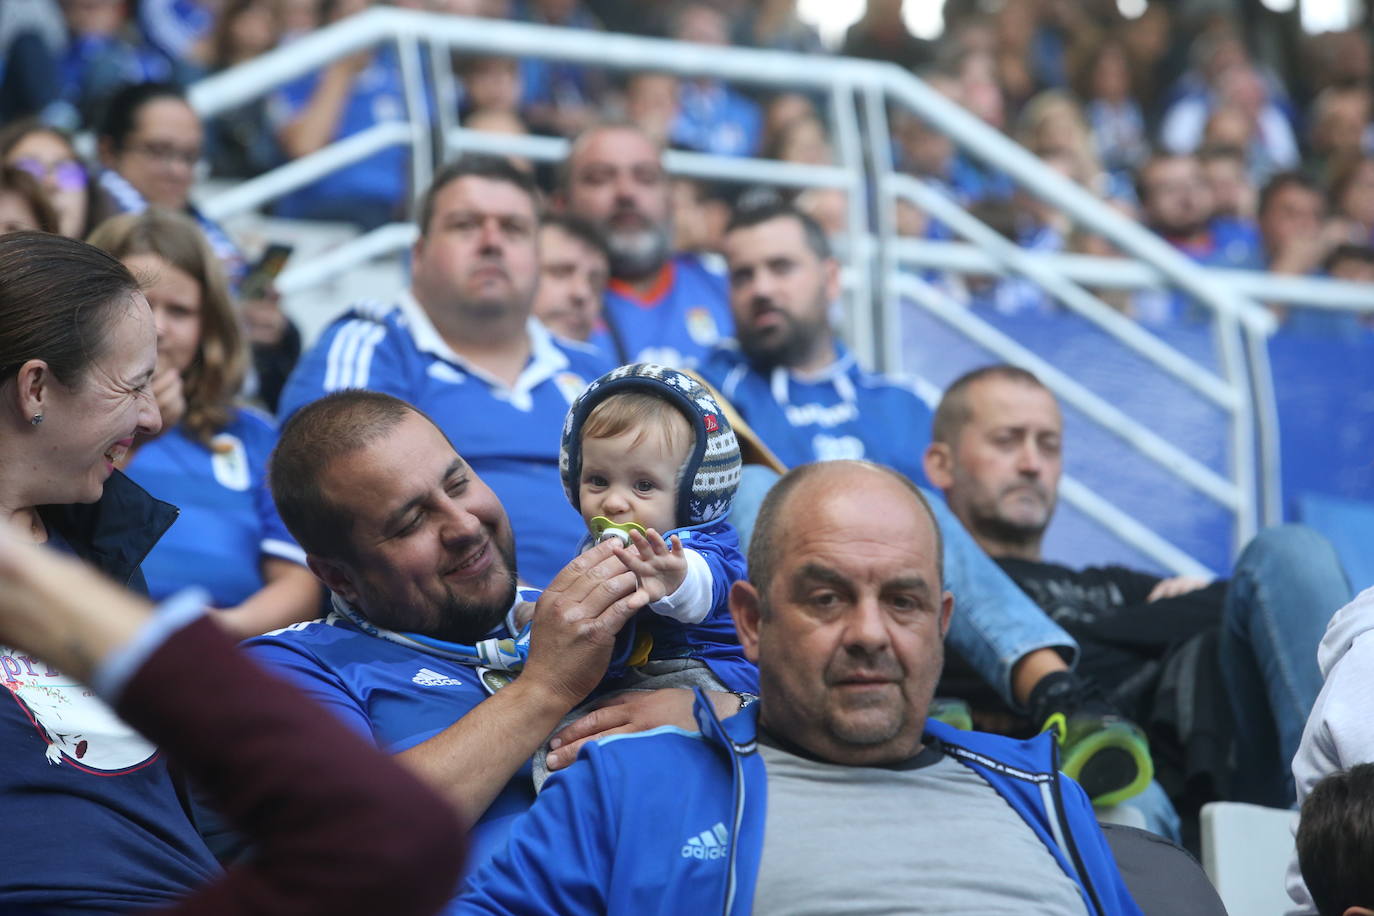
[
  {"xmin": 890, "ymin": 240, "xmax": 1374, "ymax": 311},
  {"xmin": 893, "ymin": 273, "xmax": 1240, "ymax": 508},
  {"xmin": 198, "ymin": 121, "xmax": 413, "ymax": 221},
  {"xmin": 887, "ymin": 173, "xmax": 1240, "ymax": 409}
]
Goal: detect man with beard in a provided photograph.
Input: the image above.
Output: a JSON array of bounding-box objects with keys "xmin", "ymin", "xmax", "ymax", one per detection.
[
  {"xmin": 458, "ymin": 461, "xmax": 1141, "ymax": 916},
  {"xmin": 251, "ymin": 389, "xmax": 736, "ymax": 879},
  {"xmin": 699, "ymin": 198, "xmax": 933, "ymax": 481},
  {"xmin": 555, "ymin": 122, "xmax": 733, "ymax": 368},
  {"xmin": 923, "ymin": 364, "xmax": 1352, "ymax": 814},
  {"xmin": 698, "ymin": 200, "xmax": 1155, "ymax": 811},
  {"xmin": 278, "ymin": 157, "xmax": 613, "ymax": 588},
  {"xmin": 1131, "ymin": 151, "xmax": 1260, "ymax": 322}
]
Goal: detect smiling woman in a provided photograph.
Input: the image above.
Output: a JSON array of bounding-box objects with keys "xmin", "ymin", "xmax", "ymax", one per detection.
[
  {"xmin": 0, "ymin": 231, "xmax": 162, "ymax": 541},
  {"xmin": 0, "ymin": 232, "xmax": 226, "ymax": 909}
]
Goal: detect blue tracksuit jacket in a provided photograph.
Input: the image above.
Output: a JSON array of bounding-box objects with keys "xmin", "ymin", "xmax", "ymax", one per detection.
[{"xmin": 458, "ymin": 694, "xmax": 1143, "ymax": 915}]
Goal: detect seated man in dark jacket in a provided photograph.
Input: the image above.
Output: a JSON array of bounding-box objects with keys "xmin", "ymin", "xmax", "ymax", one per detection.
[{"xmin": 923, "ymin": 364, "xmax": 1351, "ymax": 815}]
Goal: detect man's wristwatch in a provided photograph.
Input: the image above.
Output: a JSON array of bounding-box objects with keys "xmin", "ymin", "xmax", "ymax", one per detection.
[{"xmin": 731, "ymin": 691, "xmax": 759, "ymax": 713}]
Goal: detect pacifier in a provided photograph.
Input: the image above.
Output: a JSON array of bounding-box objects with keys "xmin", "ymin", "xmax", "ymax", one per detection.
[{"xmin": 589, "ymin": 516, "xmax": 646, "ymax": 547}]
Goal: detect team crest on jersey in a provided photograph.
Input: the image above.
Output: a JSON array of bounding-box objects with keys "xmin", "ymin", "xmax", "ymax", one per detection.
[
  {"xmin": 210, "ymin": 433, "xmax": 251, "ymax": 491},
  {"xmin": 686, "ymin": 308, "xmax": 720, "ymax": 347},
  {"xmin": 1, "ymin": 648, "xmax": 158, "ymax": 773},
  {"xmin": 477, "ymin": 666, "xmax": 515, "ymax": 695},
  {"xmin": 554, "ymin": 372, "xmax": 589, "ymax": 405}
]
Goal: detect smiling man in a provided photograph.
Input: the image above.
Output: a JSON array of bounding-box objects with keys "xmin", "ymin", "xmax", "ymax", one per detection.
[
  {"xmin": 250, "ymin": 389, "xmax": 654, "ymax": 878},
  {"xmin": 458, "ymin": 460, "xmax": 1141, "ymax": 915},
  {"xmin": 279, "ymin": 157, "xmax": 613, "ymax": 588}
]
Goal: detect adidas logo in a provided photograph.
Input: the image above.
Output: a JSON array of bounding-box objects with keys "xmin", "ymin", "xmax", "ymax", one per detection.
[
  {"xmin": 412, "ymin": 668, "xmax": 462, "ymax": 687},
  {"xmin": 680, "ymin": 822, "xmax": 729, "ymax": 860}
]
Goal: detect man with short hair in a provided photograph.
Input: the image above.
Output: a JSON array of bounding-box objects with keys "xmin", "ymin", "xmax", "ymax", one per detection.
[
  {"xmin": 1256, "ymin": 174, "xmax": 1373, "ymax": 335},
  {"xmin": 279, "ymin": 157, "xmax": 613, "ymax": 588},
  {"xmin": 1295, "ymin": 764, "xmax": 1374, "ymax": 916},
  {"xmin": 458, "ymin": 460, "xmax": 1142, "ymax": 915},
  {"xmin": 1136, "ymin": 150, "xmax": 1260, "ymax": 270},
  {"xmin": 698, "ymin": 199, "xmax": 1152, "ymax": 807},
  {"xmin": 251, "ymin": 389, "xmax": 740, "ymax": 876},
  {"xmin": 1131, "ymin": 150, "xmax": 1263, "ymax": 321},
  {"xmin": 555, "ymin": 122, "xmax": 733, "ymax": 368},
  {"xmin": 530, "ymin": 213, "xmax": 610, "ymax": 347},
  {"xmin": 923, "ymin": 365, "xmax": 1351, "ymax": 811}
]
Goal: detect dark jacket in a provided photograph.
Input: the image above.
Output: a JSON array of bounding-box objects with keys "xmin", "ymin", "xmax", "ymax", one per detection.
[{"xmin": 38, "ymin": 469, "xmax": 177, "ymax": 591}]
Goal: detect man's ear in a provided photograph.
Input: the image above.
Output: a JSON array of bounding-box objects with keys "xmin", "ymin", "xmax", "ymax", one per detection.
[
  {"xmin": 822, "ymin": 256, "xmax": 841, "ymax": 304},
  {"xmin": 307, "ymin": 556, "xmax": 357, "ymax": 605},
  {"xmin": 410, "ymin": 235, "xmax": 426, "ymax": 275},
  {"xmin": 923, "ymin": 442, "xmax": 954, "ymax": 492},
  {"xmin": 938, "ymin": 590, "xmax": 954, "ymax": 641},
  {"xmin": 729, "ymin": 580, "xmax": 763, "ymax": 664}
]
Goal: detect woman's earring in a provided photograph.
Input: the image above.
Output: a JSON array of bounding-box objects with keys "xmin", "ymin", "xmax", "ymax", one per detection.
[{"xmin": 30, "ymin": 414, "xmax": 43, "ymax": 425}]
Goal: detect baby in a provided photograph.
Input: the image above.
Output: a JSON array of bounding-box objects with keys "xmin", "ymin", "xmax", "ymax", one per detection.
[{"xmin": 558, "ymin": 362, "xmax": 756, "ymax": 701}]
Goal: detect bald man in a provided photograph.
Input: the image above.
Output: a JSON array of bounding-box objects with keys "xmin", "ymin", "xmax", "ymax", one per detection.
[
  {"xmin": 460, "ymin": 460, "xmax": 1140, "ymax": 916},
  {"xmin": 555, "ymin": 122, "xmax": 733, "ymax": 368}
]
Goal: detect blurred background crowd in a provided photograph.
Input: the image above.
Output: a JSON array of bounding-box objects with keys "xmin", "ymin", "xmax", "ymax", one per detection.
[{"xmin": 0, "ymin": 0, "xmax": 1370, "ymax": 329}]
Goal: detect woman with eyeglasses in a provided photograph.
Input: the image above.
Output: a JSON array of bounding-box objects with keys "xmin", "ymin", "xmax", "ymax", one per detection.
[
  {"xmin": 0, "ymin": 119, "xmax": 97, "ymax": 238},
  {"xmin": 93, "ymin": 80, "xmax": 247, "ymax": 287}
]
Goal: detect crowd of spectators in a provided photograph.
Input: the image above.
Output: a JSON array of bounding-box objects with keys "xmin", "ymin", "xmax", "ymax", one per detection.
[{"xmin": 2, "ymin": 0, "xmax": 1370, "ymax": 330}]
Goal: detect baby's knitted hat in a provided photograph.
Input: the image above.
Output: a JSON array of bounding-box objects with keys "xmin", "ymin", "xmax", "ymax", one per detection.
[{"xmin": 560, "ymin": 363, "xmax": 742, "ymax": 527}]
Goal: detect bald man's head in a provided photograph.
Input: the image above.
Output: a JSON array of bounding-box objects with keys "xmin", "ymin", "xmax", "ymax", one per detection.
[{"xmin": 748, "ymin": 461, "xmax": 944, "ymax": 604}]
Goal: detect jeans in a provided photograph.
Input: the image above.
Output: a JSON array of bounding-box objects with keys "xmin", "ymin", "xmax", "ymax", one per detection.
[
  {"xmin": 728, "ymin": 467, "xmax": 1079, "ymax": 708},
  {"xmin": 1218, "ymin": 525, "xmax": 1351, "ymax": 807}
]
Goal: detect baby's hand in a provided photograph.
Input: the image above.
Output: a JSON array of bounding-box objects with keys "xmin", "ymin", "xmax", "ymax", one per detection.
[{"xmin": 612, "ymin": 528, "xmax": 687, "ymax": 603}]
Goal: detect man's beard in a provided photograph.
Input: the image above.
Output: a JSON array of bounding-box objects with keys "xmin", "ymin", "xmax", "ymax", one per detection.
[
  {"xmin": 971, "ymin": 487, "xmax": 1052, "ymax": 551},
  {"xmin": 363, "ymin": 530, "xmax": 521, "ymax": 644},
  {"xmin": 425, "ymin": 565, "xmax": 516, "ymax": 645},
  {"xmin": 605, "ymin": 224, "xmax": 671, "ymax": 280},
  {"xmin": 738, "ymin": 308, "xmax": 822, "ymax": 371}
]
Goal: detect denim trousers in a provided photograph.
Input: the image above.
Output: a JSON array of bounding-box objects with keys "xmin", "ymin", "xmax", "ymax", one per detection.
[{"xmin": 1218, "ymin": 525, "xmax": 1351, "ymax": 807}]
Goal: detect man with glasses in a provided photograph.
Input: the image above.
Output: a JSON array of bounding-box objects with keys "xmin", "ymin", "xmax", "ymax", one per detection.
[{"xmin": 95, "ymin": 81, "xmax": 245, "ymax": 286}]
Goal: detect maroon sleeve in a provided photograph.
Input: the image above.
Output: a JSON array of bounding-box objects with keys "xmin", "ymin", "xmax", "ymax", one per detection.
[{"xmin": 114, "ymin": 615, "xmax": 465, "ymax": 916}]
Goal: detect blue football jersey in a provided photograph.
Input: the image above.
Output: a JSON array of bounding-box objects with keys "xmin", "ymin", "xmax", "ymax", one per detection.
[
  {"xmin": 601, "ymin": 254, "xmax": 733, "ymax": 369},
  {"xmin": 267, "ymin": 46, "xmax": 411, "ymax": 215},
  {"xmin": 245, "ymin": 608, "xmax": 535, "ymax": 879},
  {"xmin": 125, "ymin": 408, "xmax": 305, "ymax": 608},
  {"xmin": 699, "ymin": 345, "xmax": 934, "ymax": 486}
]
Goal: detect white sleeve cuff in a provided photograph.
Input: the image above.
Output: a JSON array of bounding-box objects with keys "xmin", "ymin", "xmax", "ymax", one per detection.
[
  {"xmin": 91, "ymin": 588, "xmax": 210, "ymax": 704},
  {"xmin": 261, "ymin": 538, "xmax": 308, "ymax": 567},
  {"xmin": 649, "ymin": 549, "xmax": 713, "ymax": 624}
]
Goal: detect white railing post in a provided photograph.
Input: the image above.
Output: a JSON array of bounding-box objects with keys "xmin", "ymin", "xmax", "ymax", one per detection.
[{"xmin": 396, "ymin": 32, "xmax": 432, "ymax": 219}]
